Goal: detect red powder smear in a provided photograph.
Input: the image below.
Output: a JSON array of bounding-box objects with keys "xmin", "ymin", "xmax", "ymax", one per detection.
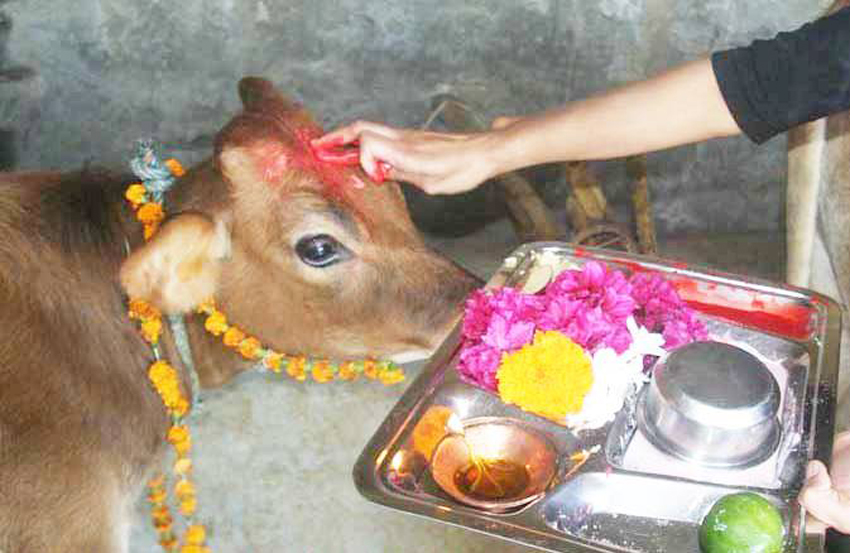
[
  {"xmin": 256, "ymin": 122, "xmax": 364, "ymax": 198},
  {"xmin": 672, "ymin": 278, "xmax": 814, "ymax": 341}
]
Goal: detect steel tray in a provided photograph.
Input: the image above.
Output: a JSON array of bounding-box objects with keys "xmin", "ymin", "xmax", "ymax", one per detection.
[{"xmin": 354, "ymin": 243, "xmax": 842, "ymax": 553}]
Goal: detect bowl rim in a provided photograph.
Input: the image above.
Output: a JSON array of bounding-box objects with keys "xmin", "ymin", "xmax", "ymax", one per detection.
[{"xmin": 429, "ymin": 416, "xmax": 559, "ymax": 512}]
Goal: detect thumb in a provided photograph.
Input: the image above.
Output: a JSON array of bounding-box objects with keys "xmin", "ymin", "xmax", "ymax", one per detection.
[{"xmin": 806, "ymin": 460, "xmax": 833, "ymax": 491}]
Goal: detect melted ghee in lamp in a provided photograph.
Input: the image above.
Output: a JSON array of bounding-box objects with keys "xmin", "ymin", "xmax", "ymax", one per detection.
[{"xmin": 453, "ymin": 458, "xmax": 531, "ymax": 501}]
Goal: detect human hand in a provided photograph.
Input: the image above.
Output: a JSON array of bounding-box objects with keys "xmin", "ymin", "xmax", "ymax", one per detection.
[
  {"xmin": 312, "ymin": 120, "xmax": 505, "ymax": 195},
  {"xmin": 799, "ymin": 431, "xmax": 850, "ymax": 534}
]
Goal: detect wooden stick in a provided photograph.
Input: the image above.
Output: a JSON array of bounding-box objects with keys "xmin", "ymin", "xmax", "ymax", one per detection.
[{"xmin": 626, "ymin": 154, "xmax": 658, "ymax": 255}]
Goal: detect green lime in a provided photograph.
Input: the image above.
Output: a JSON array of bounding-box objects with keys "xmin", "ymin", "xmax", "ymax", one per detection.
[{"xmin": 699, "ymin": 492, "xmax": 785, "ymax": 553}]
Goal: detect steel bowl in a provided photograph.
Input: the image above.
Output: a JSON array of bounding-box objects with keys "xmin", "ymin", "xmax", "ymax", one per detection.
[
  {"xmin": 637, "ymin": 341, "xmax": 781, "ymax": 468},
  {"xmin": 430, "ymin": 417, "xmax": 558, "ymax": 512}
]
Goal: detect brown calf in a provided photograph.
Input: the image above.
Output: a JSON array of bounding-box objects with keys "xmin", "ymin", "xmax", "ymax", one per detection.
[{"xmin": 0, "ymin": 77, "xmax": 477, "ymax": 552}]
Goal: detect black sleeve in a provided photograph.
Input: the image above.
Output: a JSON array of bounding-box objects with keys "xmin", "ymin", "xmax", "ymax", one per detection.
[{"xmin": 711, "ymin": 6, "xmax": 850, "ymax": 144}]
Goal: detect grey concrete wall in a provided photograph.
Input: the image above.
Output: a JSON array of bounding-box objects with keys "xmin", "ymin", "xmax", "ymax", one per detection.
[{"xmin": 0, "ymin": 0, "xmax": 833, "ymax": 236}]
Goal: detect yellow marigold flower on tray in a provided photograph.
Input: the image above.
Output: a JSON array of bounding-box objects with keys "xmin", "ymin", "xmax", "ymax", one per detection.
[
  {"xmin": 137, "ymin": 202, "xmax": 165, "ymax": 224},
  {"xmin": 238, "ymin": 337, "xmax": 262, "ymax": 359},
  {"xmin": 312, "ymin": 361, "xmax": 334, "ymax": 383},
  {"xmin": 184, "ymin": 524, "xmax": 206, "ymax": 545},
  {"xmin": 497, "ymin": 330, "xmax": 593, "ymax": 421},
  {"xmin": 125, "ymin": 183, "xmax": 147, "ymax": 207},
  {"xmin": 204, "ymin": 310, "xmax": 228, "ymax": 335},
  {"xmin": 223, "ymin": 327, "xmax": 246, "ymax": 348},
  {"xmin": 165, "ymin": 158, "xmax": 186, "ymax": 177}
]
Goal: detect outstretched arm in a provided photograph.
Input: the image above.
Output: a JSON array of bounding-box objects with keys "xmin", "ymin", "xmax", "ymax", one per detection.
[{"xmin": 314, "ymin": 57, "xmax": 740, "ymax": 195}]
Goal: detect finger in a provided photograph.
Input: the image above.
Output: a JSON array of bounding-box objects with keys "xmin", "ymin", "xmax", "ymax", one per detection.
[
  {"xmin": 312, "ymin": 125, "xmax": 361, "ymax": 148},
  {"xmin": 313, "ymin": 120, "xmax": 402, "ymax": 148},
  {"xmin": 805, "ymin": 513, "xmax": 829, "ymax": 534},
  {"xmin": 803, "ymin": 490, "xmax": 850, "ymax": 534},
  {"xmin": 491, "ymin": 115, "xmax": 523, "ymax": 130},
  {"xmin": 807, "ymin": 460, "xmax": 833, "ymax": 490}
]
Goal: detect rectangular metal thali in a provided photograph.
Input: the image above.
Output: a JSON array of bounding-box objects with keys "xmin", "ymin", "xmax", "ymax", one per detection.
[{"xmin": 354, "ymin": 243, "xmax": 842, "ymax": 553}]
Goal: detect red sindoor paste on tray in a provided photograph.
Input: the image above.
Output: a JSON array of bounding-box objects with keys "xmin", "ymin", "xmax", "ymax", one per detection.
[{"xmin": 672, "ymin": 278, "xmax": 814, "ymax": 341}]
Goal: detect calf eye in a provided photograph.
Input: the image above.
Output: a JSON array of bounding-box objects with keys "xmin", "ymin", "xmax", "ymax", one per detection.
[{"xmin": 295, "ymin": 234, "xmax": 347, "ymax": 267}]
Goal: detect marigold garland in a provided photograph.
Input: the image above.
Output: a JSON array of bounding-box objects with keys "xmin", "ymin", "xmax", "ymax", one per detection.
[
  {"xmin": 195, "ymin": 299, "xmax": 406, "ymax": 385},
  {"xmin": 130, "ymin": 295, "xmax": 209, "ymax": 553},
  {"xmin": 125, "ymin": 145, "xmax": 407, "ymax": 552}
]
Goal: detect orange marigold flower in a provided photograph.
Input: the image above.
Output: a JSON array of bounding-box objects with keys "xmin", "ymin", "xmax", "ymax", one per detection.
[
  {"xmin": 286, "ymin": 356, "xmax": 306, "ymax": 382},
  {"xmin": 363, "ymin": 359, "xmax": 378, "ymax": 379},
  {"xmin": 141, "ymin": 317, "xmax": 162, "ymax": 344},
  {"xmin": 168, "ymin": 426, "xmax": 192, "ymax": 456},
  {"xmin": 154, "ymin": 518, "xmax": 173, "ymax": 532},
  {"xmin": 238, "ymin": 337, "xmax": 262, "ymax": 359},
  {"xmin": 378, "ymin": 367, "xmax": 405, "ymax": 386},
  {"xmin": 180, "ymin": 546, "xmax": 210, "ymax": 553},
  {"xmin": 312, "ymin": 361, "xmax": 334, "ymax": 383},
  {"xmin": 165, "ymin": 158, "xmax": 186, "ymax": 177},
  {"xmin": 167, "ymin": 425, "xmax": 189, "ymax": 444},
  {"xmin": 129, "ymin": 299, "xmax": 160, "ymax": 320},
  {"xmin": 196, "ymin": 298, "xmax": 217, "ymax": 314},
  {"xmin": 174, "ymin": 457, "xmax": 193, "ymax": 475},
  {"xmin": 125, "ymin": 183, "xmax": 147, "ymax": 207},
  {"xmin": 149, "ymin": 361, "xmax": 177, "ymax": 386},
  {"xmin": 151, "ymin": 504, "xmax": 171, "ymax": 521},
  {"xmin": 143, "ymin": 223, "xmax": 157, "ymax": 240},
  {"xmin": 137, "ymin": 202, "xmax": 165, "ymax": 224},
  {"xmin": 174, "ymin": 479, "xmax": 195, "ymax": 498},
  {"xmin": 204, "ymin": 310, "xmax": 228, "ymax": 335},
  {"xmin": 173, "ymin": 397, "xmax": 190, "ymax": 417},
  {"xmin": 160, "ymin": 537, "xmax": 178, "ymax": 551},
  {"xmin": 148, "ymin": 473, "xmax": 166, "ymax": 489},
  {"xmin": 179, "ymin": 497, "xmax": 197, "ymax": 516},
  {"xmin": 184, "ymin": 524, "xmax": 206, "ymax": 545},
  {"xmin": 223, "ymin": 327, "xmax": 246, "ymax": 348},
  {"xmin": 148, "ymin": 488, "xmax": 167, "ymax": 504},
  {"xmin": 337, "ymin": 362, "xmax": 358, "ymax": 381},
  {"xmin": 263, "ymin": 352, "xmax": 283, "ymax": 373},
  {"xmin": 497, "ymin": 331, "xmax": 593, "ymax": 421}
]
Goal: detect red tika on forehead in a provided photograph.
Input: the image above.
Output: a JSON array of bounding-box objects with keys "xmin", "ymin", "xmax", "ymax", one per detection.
[{"xmin": 256, "ymin": 121, "xmax": 366, "ymax": 196}]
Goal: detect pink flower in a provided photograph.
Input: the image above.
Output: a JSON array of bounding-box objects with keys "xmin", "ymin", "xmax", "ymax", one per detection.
[
  {"xmin": 482, "ymin": 314, "xmax": 536, "ymax": 351},
  {"xmin": 456, "ymin": 261, "xmax": 710, "ymax": 391},
  {"xmin": 629, "ymin": 272, "xmax": 708, "ymax": 349},
  {"xmin": 458, "ymin": 343, "xmax": 502, "ymax": 390}
]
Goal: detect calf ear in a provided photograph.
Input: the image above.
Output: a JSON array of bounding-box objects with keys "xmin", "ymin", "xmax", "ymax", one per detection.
[{"xmin": 120, "ymin": 213, "xmax": 231, "ymax": 314}]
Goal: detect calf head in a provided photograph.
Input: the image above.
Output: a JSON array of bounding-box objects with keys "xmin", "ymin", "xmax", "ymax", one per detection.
[{"xmin": 121, "ymin": 77, "xmax": 478, "ymax": 382}]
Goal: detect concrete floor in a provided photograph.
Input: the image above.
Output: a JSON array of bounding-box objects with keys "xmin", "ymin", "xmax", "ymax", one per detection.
[{"xmin": 129, "ymin": 219, "xmax": 785, "ymax": 553}]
